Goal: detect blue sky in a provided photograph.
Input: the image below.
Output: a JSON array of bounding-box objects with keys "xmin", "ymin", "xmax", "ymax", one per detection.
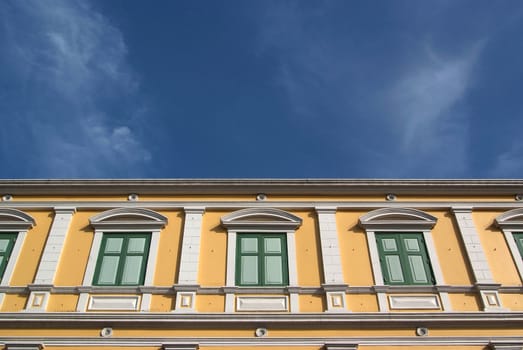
[{"xmin": 1, "ymin": 1, "xmax": 522, "ymax": 178}]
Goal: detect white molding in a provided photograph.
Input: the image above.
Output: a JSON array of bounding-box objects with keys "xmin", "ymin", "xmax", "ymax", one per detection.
[
  {"xmin": 25, "ymin": 291, "xmax": 50, "ymax": 312},
  {"xmin": 236, "ymin": 296, "xmax": 288, "ymax": 312},
  {"xmin": 366, "ymin": 231, "xmax": 384, "ymax": 286},
  {"xmin": 87, "ymin": 295, "xmax": 140, "ymax": 311},
  {"xmin": 359, "ymin": 207, "xmax": 437, "ymax": 230},
  {"xmin": 221, "ymin": 207, "xmax": 302, "ymax": 230},
  {"xmin": 90, "ymin": 207, "xmax": 167, "ymax": 231},
  {"xmin": 174, "ymin": 292, "xmax": 196, "ymax": 313},
  {"xmin": 8, "ymin": 200, "xmax": 523, "ymax": 212},
  {"xmin": 144, "ymin": 229, "xmax": 161, "ymax": 286},
  {"xmin": 388, "ymin": 295, "xmax": 440, "ymax": 309},
  {"xmin": 423, "ymin": 230, "xmax": 446, "ymax": 286},
  {"xmin": 33, "ymin": 207, "xmax": 75, "ymax": 285},
  {"xmin": 0, "ymin": 208, "xmax": 35, "ymax": 230},
  {"xmin": 4, "ymin": 344, "xmax": 43, "ymax": 350}
]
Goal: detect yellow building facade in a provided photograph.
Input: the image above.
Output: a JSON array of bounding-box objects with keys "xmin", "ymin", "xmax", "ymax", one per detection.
[{"xmin": 0, "ymin": 179, "xmax": 522, "ymax": 350}]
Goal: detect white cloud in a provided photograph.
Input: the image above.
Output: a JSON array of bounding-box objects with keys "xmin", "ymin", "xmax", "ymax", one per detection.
[
  {"xmin": 0, "ymin": 0, "xmax": 150, "ymax": 177},
  {"xmin": 255, "ymin": 2, "xmax": 485, "ymax": 177}
]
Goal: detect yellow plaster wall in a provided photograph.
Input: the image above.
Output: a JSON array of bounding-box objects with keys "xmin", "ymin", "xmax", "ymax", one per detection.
[
  {"xmin": 299, "ymin": 294, "xmax": 324, "ymax": 312},
  {"xmin": 294, "ymin": 210, "xmax": 322, "ymax": 286},
  {"xmin": 198, "ymin": 211, "xmax": 228, "ymax": 286},
  {"xmin": 449, "ymin": 293, "xmax": 481, "ymax": 311},
  {"xmin": 46, "ymin": 294, "xmax": 78, "ymax": 312},
  {"xmin": 0, "ymin": 293, "xmax": 27, "ymax": 311},
  {"xmin": 429, "ymin": 210, "xmax": 474, "ymax": 285},
  {"xmin": 337, "ymin": 210, "xmax": 374, "ymax": 286},
  {"xmin": 196, "ymin": 294, "xmax": 225, "ymax": 312},
  {"xmin": 347, "ymin": 293, "xmax": 379, "ymax": 312},
  {"xmin": 153, "ymin": 210, "xmax": 183, "ymax": 285},
  {"xmin": 150, "ymin": 295, "xmax": 175, "ymax": 312},
  {"xmin": 473, "ymin": 211, "xmax": 522, "ymax": 285},
  {"xmin": 10, "ymin": 210, "xmax": 54, "ymax": 286},
  {"xmin": 54, "ymin": 211, "xmax": 97, "ymax": 286},
  {"xmin": 500, "ymin": 293, "xmax": 523, "ymax": 311}
]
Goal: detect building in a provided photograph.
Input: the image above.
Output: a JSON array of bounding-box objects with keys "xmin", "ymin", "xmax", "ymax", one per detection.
[{"xmin": 0, "ymin": 179, "xmax": 522, "ymax": 350}]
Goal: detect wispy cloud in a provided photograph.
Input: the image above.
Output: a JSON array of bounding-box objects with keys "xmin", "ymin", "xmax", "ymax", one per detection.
[
  {"xmin": 384, "ymin": 43, "xmax": 484, "ymax": 176},
  {"xmin": 255, "ymin": 2, "xmax": 485, "ymax": 177},
  {"xmin": 0, "ymin": 0, "xmax": 150, "ymax": 177}
]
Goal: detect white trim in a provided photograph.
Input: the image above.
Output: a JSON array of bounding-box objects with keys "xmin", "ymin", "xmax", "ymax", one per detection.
[
  {"xmin": 388, "ymin": 295, "xmax": 440, "ymax": 309},
  {"xmin": 286, "ymin": 231, "xmax": 298, "ymax": 286},
  {"xmin": 366, "ymin": 231, "xmax": 383, "ymax": 286},
  {"xmin": 423, "ymin": 230, "xmax": 445, "ymax": 285},
  {"xmin": 236, "ymin": 296, "xmax": 288, "ymax": 312},
  {"xmin": 144, "ymin": 230, "xmax": 161, "ymax": 286},
  {"xmin": 8, "ymin": 200, "xmax": 523, "ymax": 211},
  {"xmin": 87, "ymin": 295, "xmax": 140, "ymax": 311}
]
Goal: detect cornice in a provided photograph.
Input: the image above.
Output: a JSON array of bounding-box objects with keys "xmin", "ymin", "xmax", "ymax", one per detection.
[
  {"xmin": 0, "ymin": 312, "xmax": 522, "ymax": 326},
  {"xmin": 1, "ymin": 179, "xmax": 523, "ymax": 196}
]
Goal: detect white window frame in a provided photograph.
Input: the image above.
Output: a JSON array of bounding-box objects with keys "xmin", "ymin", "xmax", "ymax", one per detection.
[
  {"xmin": 78, "ymin": 208, "xmax": 167, "ymax": 312},
  {"xmin": 359, "ymin": 208, "xmax": 449, "ymax": 311},
  {"xmin": 495, "ymin": 208, "xmax": 523, "ymax": 283},
  {"xmin": 0, "ymin": 209, "xmax": 35, "ymax": 286},
  {"xmin": 221, "ymin": 208, "xmax": 302, "ymax": 312}
]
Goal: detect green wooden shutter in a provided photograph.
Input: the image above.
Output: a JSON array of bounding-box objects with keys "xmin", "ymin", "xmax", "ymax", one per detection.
[
  {"xmin": 0, "ymin": 233, "xmax": 17, "ymax": 280},
  {"xmin": 93, "ymin": 233, "xmax": 151, "ymax": 286},
  {"xmin": 376, "ymin": 233, "xmax": 435, "ymax": 285},
  {"xmin": 236, "ymin": 234, "xmax": 288, "ymax": 286}
]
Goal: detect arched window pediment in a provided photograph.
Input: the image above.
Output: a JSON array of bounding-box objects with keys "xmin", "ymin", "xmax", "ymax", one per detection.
[
  {"xmin": 90, "ymin": 208, "xmax": 167, "ymax": 230},
  {"xmin": 221, "ymin": 208, "xmax": 302, "ymax": 231},
  {"xmin": 359, "ymin": 208, "xmax": 437, "ymax": 230},
  {"xmin": 495, "ymin": 208, "xmax": 523, "ymax": 229},
  {"xmin": 0, "ymin": 208, "xmax": 35, "ymax": 230}
]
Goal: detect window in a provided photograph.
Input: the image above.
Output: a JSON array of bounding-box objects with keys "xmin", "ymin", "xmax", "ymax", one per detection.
[
  {"xmin": 495, "ymin": 209, "xmax": 523, "ymax": 283},
  {"xmin": 0, "ymin": 209, "xmax": 35, "ymax": 286},
  {"xmin": 93, "ymin": 233, "xmax": 151, "ymax": 286},
  {"xmin": 359, "ymin": 208, "xmax": 450, "ymax": 311},
  {"xmin": 236, "ymin": 233, "xmax": 288, "ymax": 286},
  {"xmin": 376, "ymin": 233, "xmax": 434, "ymax": 285},
  {"xmin": 220, "ymin": 208, "xmax": 302, "ymax": 312},
  {"xmin": 77, "ymin": 208, "xmax": 167, "ymax": 312},
  {"xmin": 0, "ymin": 233, "xmax": 17, "ymax": 281}
]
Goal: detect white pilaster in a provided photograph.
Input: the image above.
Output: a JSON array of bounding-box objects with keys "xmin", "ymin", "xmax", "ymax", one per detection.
[
  {"xmin": 452, "ymin": 207, "xmax": 505, "ymax": 311},
  {"xmin": 177, "ymin": 207, "xmax": 205, "ymax": 284},
  {"xmin": 316, "ymin": 207, "xmax": 345, "ymax": 284},
  {"xmin": 33, "ymin": 207, "xmax": 76, "ymax": 285},
  {"xmin": 452, "ymin": 207, "xmax": 494, "ymax": 284}
]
